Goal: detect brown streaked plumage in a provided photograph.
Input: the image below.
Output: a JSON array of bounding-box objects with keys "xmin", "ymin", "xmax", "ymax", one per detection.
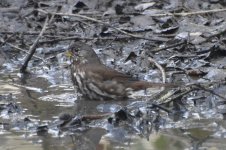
[{"xmin": 69, "ymin": 41, "xmax": 175, "ymax": 100}]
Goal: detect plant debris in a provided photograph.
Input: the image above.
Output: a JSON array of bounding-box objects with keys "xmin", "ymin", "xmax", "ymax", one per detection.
[{"xmin": 1, "ymin": 0, "xmax": 226, "ymax": 149}]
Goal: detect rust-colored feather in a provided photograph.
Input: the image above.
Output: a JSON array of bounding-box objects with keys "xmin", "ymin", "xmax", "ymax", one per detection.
[{"xmin": 69, "ymin": 41, "xmax": 177, "ymax": 100}]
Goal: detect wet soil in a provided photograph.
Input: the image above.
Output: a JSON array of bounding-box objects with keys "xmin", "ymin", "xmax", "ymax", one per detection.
[{"xmin": 1, "ymin": 0, "xmax": 226, "ymax": 150}]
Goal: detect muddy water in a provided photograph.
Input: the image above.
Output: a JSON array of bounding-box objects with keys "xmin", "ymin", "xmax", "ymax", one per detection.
[{"xmin": 0, "ymin": 66, "xmax": 225, "ymax": 150}]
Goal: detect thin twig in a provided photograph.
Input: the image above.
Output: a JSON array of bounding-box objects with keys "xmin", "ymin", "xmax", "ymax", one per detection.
[
  {"xmin": 0, "ymin": 34, "xmax": 16, "ymax": 62},
  {"xmin": 36, "ymin": 9, "xmax": 166, "ymax": 42},
  {"xmin": 9, "ymin": 43, "xmax": 44, "ymax": 61},
  {"xmin": 160, "ymin": 88, "xmax": 194, "ymax": 104},
  {"xmin": 0, "ymin": 31, "xmax": 80, "ymax": 36},
  {"xmin": 20, "ymin": 15, "xmax": 49, "ymax": 73},
  {"xmin": 200, "ymin": 25, "xmax": 226, "ymax": 44},
  {"xmin": 144, "ymin": 8, "xmax": 226, "ymax": 17},
  {"xmin": 0, "ymin": 7, "xmax": 20, "ymax": 13},
  {"xmin": 193, "ymin": 84, "xmax": 226, "ymax": 101},
  {"xmin": 148, "ymin": 57, "xmax": 166, "ymax": 83},
  {"xmin": 151, "ymin": 103, "xmax": 172, "ymax": 113},
  {"xmin": 81, "ymin": 113, "xmax": 112, "ymax": 121},
  {"xmin": 39, "ymin": 36, "xmax": 137, "ymax": 44},
  {"xmin": 152, "ymin": 41, "xmax": 186, "ymax": 52},
  {"xmin": 0, "ymin": 38, "xmax": 44, "ymax": 61}
]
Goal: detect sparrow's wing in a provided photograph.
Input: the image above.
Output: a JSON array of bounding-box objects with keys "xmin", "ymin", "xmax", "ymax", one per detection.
[
  {"xmin": 84, "ymin": 64, "xmax": 139, "ymax": 82},
  {"xmin": 84, "ymin": 64, "xmax": 177, "ymax": 90}
]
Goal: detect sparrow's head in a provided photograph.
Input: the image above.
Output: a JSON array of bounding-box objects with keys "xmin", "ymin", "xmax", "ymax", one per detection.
[{"xmin": 67, "ymin": 41, "xmax": 101, "ymax": 64}]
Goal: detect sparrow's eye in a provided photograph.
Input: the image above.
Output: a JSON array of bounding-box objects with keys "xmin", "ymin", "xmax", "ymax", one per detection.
[
  {"xmin": 76, "ymin": 50, "xmax": 81, "ymax": 56},
  {"xmin": 72, "ymin": 48, "xmax": 79, "ymax": 55}
]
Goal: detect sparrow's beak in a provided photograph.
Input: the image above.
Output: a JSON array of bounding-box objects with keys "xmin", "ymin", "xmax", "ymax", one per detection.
[{"xmin": 65, "ymin": 50, "xmax": 73, "ymax": 58}]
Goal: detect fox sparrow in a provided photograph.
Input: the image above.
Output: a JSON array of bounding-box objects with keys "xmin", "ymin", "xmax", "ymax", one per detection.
[{"xmin": 69, "ymin": 41, "xmax": 174, "ymax": 100}]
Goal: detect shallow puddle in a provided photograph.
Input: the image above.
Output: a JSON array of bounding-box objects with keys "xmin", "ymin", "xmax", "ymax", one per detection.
[{"xmin": 0, "ymin": 63, "xmax": 225, "ymax": 150}]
